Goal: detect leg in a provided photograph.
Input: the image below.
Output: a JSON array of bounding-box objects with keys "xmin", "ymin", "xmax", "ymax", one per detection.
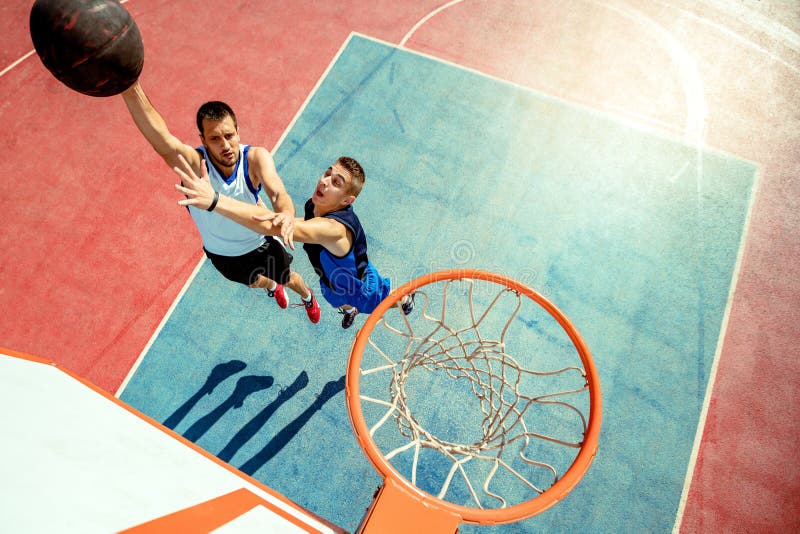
[
  {"xmin": 339, "ymin": 305, "xmax": 358, "ymax": 329},
  {"xmin": 284, "ymin": 271, "xmax": 311, "ymax": 299},
  {"xmin": 399, "ymin": 293, "xmax": 415, "ymax": 315},
  {"xmin": 282, "ymin": 271, "xmax": 320, "ymax": 324},
  {"xmin": 247, "ymin": 238, "xmax": 297, "ymax": 309},
  {"xmin": 249, "ymin": 274, "xmax": 274, "ymax": 290},
  {"xmin": 250, "ymin": 274, "xmax": 288, "ymax": 309}
]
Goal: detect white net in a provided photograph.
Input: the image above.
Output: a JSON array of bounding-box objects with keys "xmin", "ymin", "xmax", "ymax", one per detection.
[{"xmin": 355, "ymin": 276, "xmax": 594, "ymax": 511}]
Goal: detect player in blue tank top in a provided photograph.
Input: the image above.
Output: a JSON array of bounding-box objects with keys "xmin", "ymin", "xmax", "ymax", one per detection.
[{"xmin": 173, "ymin": 156, "xmax": 414, "ymax": 329}]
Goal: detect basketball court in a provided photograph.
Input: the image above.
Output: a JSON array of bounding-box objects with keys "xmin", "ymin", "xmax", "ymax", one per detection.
[{"xmin": 1, "ymin": 1, "xmax": 798, "ymax": 532}]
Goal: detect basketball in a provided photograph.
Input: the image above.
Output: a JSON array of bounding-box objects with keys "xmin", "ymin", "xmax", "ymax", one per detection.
[{"xmin": 29, "ymin": 0, "xmax": 144, "ymax": 97}]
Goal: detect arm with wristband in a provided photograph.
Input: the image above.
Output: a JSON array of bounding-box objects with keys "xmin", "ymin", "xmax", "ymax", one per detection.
[{"xmin": 173, "ymin": 155, "xmax": 348, "ymax": 253}]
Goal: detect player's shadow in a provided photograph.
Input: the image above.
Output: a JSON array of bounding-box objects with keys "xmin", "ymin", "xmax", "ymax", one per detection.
[
  {"xmin": 163, "ymin": 359, "xmax": 247, "ymax": 430},
  {"xmin": 217, "ymin": 370, "xmax": 310, "ymax": 462},
  {"xmin": 239, "ymin": 374, "xmax": 346, "ymax": 476},
  {"xmin": 160, "ymin": 361, "xmax": 345, "ymax": 476},
  {"xmin": 183, "ymin": 374, "xmax": 275, "ymax": 442}
]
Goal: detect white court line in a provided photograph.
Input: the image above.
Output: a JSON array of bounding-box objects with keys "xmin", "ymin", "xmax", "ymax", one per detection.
[
  {"xmin": 0, "ymin": 0, "xmax": 133, "ymax": 80},
  {"xmin": 704, "ymin": 0, "xmax": 800, "ymax": 52},
  {"xmin": 383, "ymin": 0, "xmax": 703, "ymax": 146},
  {"xmin": 670, "ymin": 173, "xmax": 764, "ymax": 534},
  {"xmin": 115, "ymin": 256, "xmax": 206, "ymax": 397},
  {"xmin": 271, "ymin": 34, "xmax": 356, "ymax": 153},
  {"xmin": 653, "ymin": 0, "xmax": 800, "ymax": 77},
  {"xmin": 397, "ymin": 0, "xmax": 707, "ymax": 141},
  {"xmin": 0, "ymin": 50, "xmax": 34, "ymax": 79},
  {"xmin": 399, "ymin": 0, "xmax": 466, "ymax": 47},
  {"xmin": 596, "ymin": 0, "xmax": 708, "ymax": 143}
]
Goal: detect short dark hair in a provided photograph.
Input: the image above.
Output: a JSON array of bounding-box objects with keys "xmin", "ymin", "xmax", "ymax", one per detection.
[
  {"xmin": 196, "ymin": 101, "xmax": 237, "ymax": 135},
  {"xmin": 337, "ymin": 156, "xmax": 365, "ymax": 196}
]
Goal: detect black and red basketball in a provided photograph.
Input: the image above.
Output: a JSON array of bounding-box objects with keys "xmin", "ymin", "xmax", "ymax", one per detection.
[{"xmin": 29, "ymin": 0, "xmax": 144, "ymax": 97}]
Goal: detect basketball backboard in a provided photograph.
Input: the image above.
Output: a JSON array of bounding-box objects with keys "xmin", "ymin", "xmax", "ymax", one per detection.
[{"xmin": 0, "ymin": 348, "xmax": 344, "ymax": 533}]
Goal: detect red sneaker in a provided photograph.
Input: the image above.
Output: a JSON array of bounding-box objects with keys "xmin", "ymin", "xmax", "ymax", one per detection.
[
  {"xmin": 265, "ymin": 284, "xmax": 288, "ymax": 309},
  {"xmin": 293, "ymin": 290, "xmax": 320, "ymax": 323}
]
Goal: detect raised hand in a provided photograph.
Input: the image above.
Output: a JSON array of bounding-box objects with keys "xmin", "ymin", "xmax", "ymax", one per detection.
[
  {"xmin": 254, "ymin": 211, "xmax": 295, "ymax": 250},
  {"xmin": 173, "ymin": 155, "xmax": 215, "ymax": 210}
]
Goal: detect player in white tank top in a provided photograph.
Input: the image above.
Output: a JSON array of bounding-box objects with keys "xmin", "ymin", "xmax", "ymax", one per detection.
[
  {"xmin": 120, "ymin": 82, "xmax": 321, "ymax": 323},
  {"xmin": 189, "ymin": 145, "xmax": 267, "ymax": 256}
]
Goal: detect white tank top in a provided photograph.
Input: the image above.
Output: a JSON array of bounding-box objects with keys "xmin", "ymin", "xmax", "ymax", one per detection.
[{"xmin": 189, "ymin": 145, "xmax": 267, "ymax": 256}]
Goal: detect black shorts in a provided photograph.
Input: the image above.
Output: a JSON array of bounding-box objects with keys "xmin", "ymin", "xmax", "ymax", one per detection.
[{"xmin": 204, "ymin": 238, "xmax": 293, "ymax": 286}]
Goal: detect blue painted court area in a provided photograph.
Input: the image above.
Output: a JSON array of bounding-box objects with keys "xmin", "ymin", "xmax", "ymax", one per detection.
[{"xmin": 120, "ymin": 35, "xmax": 756, "ymax": 532}]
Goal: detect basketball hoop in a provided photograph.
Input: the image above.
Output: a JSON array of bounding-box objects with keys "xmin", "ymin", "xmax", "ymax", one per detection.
[{"xmin": 346, "ymin": 269, "xmax": 601, "ymax": 532}]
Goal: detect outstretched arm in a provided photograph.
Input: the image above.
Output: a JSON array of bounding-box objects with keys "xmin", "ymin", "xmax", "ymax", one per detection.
[
  {"xmin": 121, "ymin": 81, "xmax": 201, "ymax": 171},
  {"xmin": 247, "ymin": 147, "xmax": 296, "ymax": 249},
  {"xmin": 173, "ymin": 155, "xmax": 282, "ymax": 235},
  {"xmin": 173, "ymin": 156, "xmax": 351, "ymax": 254}
]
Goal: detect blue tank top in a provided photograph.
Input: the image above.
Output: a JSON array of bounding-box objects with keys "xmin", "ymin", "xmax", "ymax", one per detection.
[{"xmin": 302, "ymin": 199, "xmax": 369, "ymax": 288}]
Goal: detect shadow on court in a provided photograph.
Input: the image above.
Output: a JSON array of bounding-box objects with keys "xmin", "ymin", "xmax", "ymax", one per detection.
[{"xmin": 162, "ymin": 360, "xmax": 345, "ymax": 476}]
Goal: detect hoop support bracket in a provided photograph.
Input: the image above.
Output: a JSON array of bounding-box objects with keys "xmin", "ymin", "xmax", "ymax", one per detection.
[{"xmin": 357, "ymin": 477, "xmax": 462, "ymax": 533}]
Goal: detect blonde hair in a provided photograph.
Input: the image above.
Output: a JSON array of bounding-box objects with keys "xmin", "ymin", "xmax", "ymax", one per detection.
[{"xmin": 337, "ymin": 156, "xmax": 365, "ymax": 196}]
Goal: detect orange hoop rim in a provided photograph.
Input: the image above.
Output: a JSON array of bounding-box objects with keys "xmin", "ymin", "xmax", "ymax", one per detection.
[{"xmin": 346, "ymin": 269, "xmax": 602, "ymax": 525}]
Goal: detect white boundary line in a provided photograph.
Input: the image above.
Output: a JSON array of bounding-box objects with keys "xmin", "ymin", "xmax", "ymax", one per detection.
[
  {"xmin": 653, "ymin": 0, "xmax": 800, "ymax": 77},
  {"xmin": 596, "ymin": 0, "xmax": 708, "ymax": 143},
  {"xmin": 396, "ymin": 0, "xmax": 709, "ymax": 142},
  {"xmin": 671, "ymin": 165, "xmax": 763, "ymax": 533},
  {"xmin": 115, "ymin": 256, "xmax": 206, "ymax": 397},
  {"xmin": 399, "ymin": 0, "xmax": 466, "ymax": 46},
  {"xmin": 671, "ymin": 175, "xmax": 763, "ymax": 532},
  {"xmin": 0, "ymin": 0, "xmax": 132, "ymax": 80},
  {"xmin": 672, "ymin": 162, "xmax": 761, "ymax": 534},
  {"xmin": 704, "ymin": 0, "xmax": 800, "ymax": 52},
  {"xmin": 270, "ymin": 34, "xmax": 356, "ymax": 153},
  {"xmin": 0, "ymin": 50, "xmax": 34, "ymax": 79},
  {"xmin": 355, "ymin": 30, "xmax": 723, "ymax": 154}
]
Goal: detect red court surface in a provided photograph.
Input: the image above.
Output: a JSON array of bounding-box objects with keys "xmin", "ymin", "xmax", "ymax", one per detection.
[{"xmin": 1, "ymin": 1, "xmax": 798, "ymax": 532}]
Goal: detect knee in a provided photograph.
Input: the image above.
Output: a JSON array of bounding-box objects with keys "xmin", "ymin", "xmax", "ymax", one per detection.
[{"xmin": 248, "ymin": 274, "xmax": 269, "ymax": 289}]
